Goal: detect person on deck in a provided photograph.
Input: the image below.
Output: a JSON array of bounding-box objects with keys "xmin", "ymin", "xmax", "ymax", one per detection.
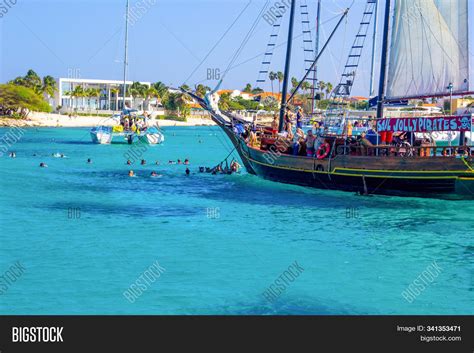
[
  {"xmin": 284, "ymin": 107, "xmax": 293, "ymax": 135},
  {"xmin": 271, "ymin": 114, "xmax": 279, "ymax": 137},
  {"xmin": 305, "ymin": 130, "xmax": 316, "ymax": 157},
  {"xmin": 251, "ymin": 116, "xmax": 258, "ymax": 133},
  {"xmin": 296, "ymin": 107, "xmax": 304, "ymax": 129},
  {"xmin": 360, "ymin": 131, "xmax": 374, "ymax": 156}
]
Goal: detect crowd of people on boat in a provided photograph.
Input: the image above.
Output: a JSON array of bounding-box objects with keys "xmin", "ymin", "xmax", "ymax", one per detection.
[
  {"xmin": 119, "ymin": 115, "xmax": 149, "ymax": 133},
  {"xmin": 238, "ymin": 107, "xmax": 473, "ymax": 159}
]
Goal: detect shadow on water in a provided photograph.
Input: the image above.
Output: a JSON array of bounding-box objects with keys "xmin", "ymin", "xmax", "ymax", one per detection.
[
  {"xmin": 207, "ymin": 296, "xmax": 372, "ymax": 315},
  {"xmin": 43, "ymin": 201, "xmax": 200, "ymax": 219}
]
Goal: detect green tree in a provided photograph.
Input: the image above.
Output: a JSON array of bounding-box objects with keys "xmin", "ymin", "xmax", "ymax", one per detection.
[
  {"xmin": 269, "ymin": 71, "xmax": 277, "ymax": 94},
  {"xmin": 277, "ymin": 72, "xmax": 284, "ymax": 93},
  {"xmin": 243, "ymin": 83, "xmax": 252, "ymax": 93},
  {"xmin": 180, "ymin": 84, "xmax": 191, "ymax": 91},
  {"xmin": 318, "ymin": 81, "xmax": 326, "ymax": 99},
  {"xmin": 325, "ymin": 82, "xmax": 333, "ymax": 98},
  {"xmin": 71, "ymin": 86, "xmax": 85, "ymax": 109},
  {"xmin": 251, "ymin": 87, "xmax": 264, "ymax": 94},
  {"xmin": 0, "ymin": 84, "xmax": 51, "ymax": 117},
  {"xmin": 110, "ymin": 87, "xmax": 120, "ymax": 110},
  {"xmin": 195, "ymin": 84, "xmax": 211, "ymax": 98},
  {"xmin": 218, "ymin": 92, "xmax": 231, "ymax": 111},
  {"xmin": 152, "ymin": 82, "xmax": 169, "ymax": 106},
  {"xmin": 41, "ymin": 75, "xmax": 57, "ymax": 99},
  {"xmin": 165, "ymin": 92, "xmax": 190, "ymax": 118}
]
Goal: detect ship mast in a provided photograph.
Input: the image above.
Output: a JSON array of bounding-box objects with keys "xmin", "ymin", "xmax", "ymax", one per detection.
[
  {"xmin": 311, "ymin": 0, "xmax": 321, "ymax": 114},
  {"xmin": 278, "ymin": 0, "xmax": 297, "ymax": 132},
  {"xmin": 376, "ymin": 0, "xmax": 392, "ymax": 119},
  {"xmin": 122, "ymin": 0, "xmax": 130, "ymax": 111},
  {"xmin": 369, "ymin": 0, "xmax": 379, "ymax": 98}
]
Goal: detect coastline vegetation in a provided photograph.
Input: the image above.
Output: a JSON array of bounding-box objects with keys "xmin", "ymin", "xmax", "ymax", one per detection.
[{"xmin": 0, "ymin": 69, "xmax": 55, "ymax": 118}]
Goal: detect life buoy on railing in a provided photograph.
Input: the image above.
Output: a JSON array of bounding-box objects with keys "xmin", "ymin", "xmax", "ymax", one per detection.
[{"xmin": 316, "ymin": 143, "xmax": 331, "ymax": 160}]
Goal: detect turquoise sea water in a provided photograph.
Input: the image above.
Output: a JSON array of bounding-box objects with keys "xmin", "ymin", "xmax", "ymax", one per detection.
[{"xmin": 0, "ymin": 127, "xmax": 473, "ymax": 315}]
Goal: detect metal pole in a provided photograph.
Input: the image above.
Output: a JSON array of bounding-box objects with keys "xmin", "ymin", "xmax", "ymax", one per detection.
[
  {"xmin": 122, "ymin": 0, "xmax": 130, "ymax": 111},
  {"xmin": 369, "ymin": 0, "xmax": 379, "ymax": 98},
  {"xmin": 278, "ymin": 0, "xmax": 297, "ymax": 132},
  {"xmin": 376, "ymin": 0, "xmax": 392, "ymax": 120},
  {"xmin": 311, "ymin": 0, "xmax": 321, "ymax": 114}
]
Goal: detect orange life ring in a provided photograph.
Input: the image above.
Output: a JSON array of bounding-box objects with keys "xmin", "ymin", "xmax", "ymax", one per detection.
[{"xmin": 316, "ymin": 143, "xmax": 331, "ymax": 160}]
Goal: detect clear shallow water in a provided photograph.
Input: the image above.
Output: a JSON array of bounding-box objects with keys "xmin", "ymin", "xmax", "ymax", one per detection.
[{"xmin": 0, "ymin": 127, "xmax": 473, "ymax": 315}]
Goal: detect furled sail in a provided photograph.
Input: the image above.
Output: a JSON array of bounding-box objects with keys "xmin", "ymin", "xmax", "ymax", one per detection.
[{"xmin": 386, "ymin": 0, "xmax": 469, "ymax": 100}]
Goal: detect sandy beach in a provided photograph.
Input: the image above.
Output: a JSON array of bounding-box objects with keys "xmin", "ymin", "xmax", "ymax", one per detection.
[{"xmin": 0, "ymin": 112, "xmax": 216, "ymax": 128}]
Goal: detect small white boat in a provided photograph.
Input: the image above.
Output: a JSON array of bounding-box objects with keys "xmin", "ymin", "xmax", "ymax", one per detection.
[{"xmin": 90, "ymin": 126, "xmax": 113, "ymax": 144}]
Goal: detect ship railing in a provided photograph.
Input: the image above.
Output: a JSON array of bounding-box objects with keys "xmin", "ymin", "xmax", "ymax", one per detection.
[{"xmin": 336, "ymin": 144, "xmax": 473, "ymax": 158}]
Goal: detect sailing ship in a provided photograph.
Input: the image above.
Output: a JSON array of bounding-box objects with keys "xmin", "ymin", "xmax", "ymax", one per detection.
[
  {"xmin": 90, "ymin": 0, "xmax": 164, "ymax": 145},
  {"xmin": 185, "ymin": 0, "xmax": 474, "ymax": 198}
]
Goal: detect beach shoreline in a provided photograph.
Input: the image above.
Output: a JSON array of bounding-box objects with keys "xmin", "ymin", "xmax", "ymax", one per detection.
[{"xmin": 0, "ymin": 112, "xmax": 216, "ymax": 128}]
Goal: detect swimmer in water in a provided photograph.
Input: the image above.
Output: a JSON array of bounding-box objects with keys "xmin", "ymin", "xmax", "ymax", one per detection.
[
  {"xmin": 40, "ymin": 162, "xmax": 48, "ymax": 168},
  {"xmin": 177, "ymin": 159, "xmax": 182, "ymax": 164},
  {"xmin": 127, "ymin": 160, "xmax": 132, "ymax": 165},
  {"xmin": 9, "ymin": 152, "xmax": 16, "ymax": 158},
  {"xmin": 184, "ymin": 159, "xmax": 189, "ymax": 165},
  {"xmin": 155, "ymin": 161, "xmax": 160, "ymax": 165},
  {"xmin": 168, "ymin": 160, "xmax": 175, "ymax": 164},
  {"xmin": 128, "ymin": 170, "xmax": 135, "ymax": 177},
  {"xmin": 87, "ymin": 158, "xmax": 92, "ymax": 164},
  {"xmin": 141, "ymin": 159, "xmax": 146, "ymax": 165},
  {"xmin": 185, "ymin": 168, "xmax": 190, "ymax": 176}
]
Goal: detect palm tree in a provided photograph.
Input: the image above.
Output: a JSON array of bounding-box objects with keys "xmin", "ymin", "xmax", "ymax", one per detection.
[
  {"xmin": 110, "ymin": 87, "xmax": 120, "ymax": 111},
  {"xmin": 277, "ymin": 71, "xmax": 284, "ymax": 93},
  {"xmin": 165, "ymin": 92, "xmax": 190, "ymax": 117},
  {"xmin": 71, "ymin": 86, "xmax": 85, "ymax": 109},
  {"xmin": 92, "ymin": 88, "xmax": 102, "ymax": 110},
  {"xmin": 41, "ymin": 76, "xmax": 57, "ymax": 99},
  {"xmin": 130, "ymin": 82, "xmax": 148, "ymax": 109},
  {"xmin": 84, "ymin": 88, "xmax": 95, "ymax": 111},
  {"xmin": 180, "ymin": 84, "xmax": 191, "ymax": 91},
  {"xmin": 144, "ymin": 87, "xmax": 158, "ymax": 111},
  {"xmin": 269, "ymin": 72, "xmax": 277, "ymax": 94},
  {"xmin": 291, "ymin": 77, "xmax": 299, "ymax": 93},
  {"xmin": 325, "ymin": 82, "xmax": 333, "ymax": 98},
  {"xmin": 218, "ymin": 93, "xmax": 231, "ymax": 111},
  {"xmin": 318, "ymin": 80, "xmax": 326, "ymax": 99},
  {"xmin": 301, "ymin": 81, "xmax": 311, "ymax": 95},
  {"xmin": 195, "ymin": 84, "xmax": 209, "ymax": 98},
  {"xmin": 25, "ymin": 69, "xmax": 42, "ymax": 93},
  {"xmin": 153, "ymin": 82, "xmax": 169, "ymax": 106}
]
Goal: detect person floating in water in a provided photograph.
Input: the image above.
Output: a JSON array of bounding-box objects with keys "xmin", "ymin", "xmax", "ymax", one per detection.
[
  {"xmin": 87, "ymin": 158, "xmax": 92, "ymax": 164},
  {"xmin": 168, "ymin": 160, "xmax": 175, "ymax": 164},
  {"xmin": 128, "ymin": 170, "xmax": 135, "ymax": 177},
  {"xmin": 39, "ymin": 162, "xmax": 48, "ymax": 168},
  {"xmin": 185, "ymin": 168, "xmax": 190, "ymax": 176},
  {"xmin": 177, "ymin": 159, "xmax": 182, "ymax": 165},
  {"xmin": 9, "ymin": 152, "xmax": 16, "ymax": 158},
  {"xmin": 141, "ymin": 159, "xmax": 146, "ymax": 165},
  {"xmin": 127, "ymin": 160, "xmax": 132, "ymax": 165},
  {"xmin": 230, "ymin": 160, "xmax": 241, "ymax": 173},
  {"xmin": 184, "ymin": 159, "xmax": 189, "ymax": 165},
  {"xmin": 151, "ymin": 171, "xmax": 157, "ymax": 177},
  {"xmin": 155, "ymin": 161, "xmax": 160, "ymax": 165}
]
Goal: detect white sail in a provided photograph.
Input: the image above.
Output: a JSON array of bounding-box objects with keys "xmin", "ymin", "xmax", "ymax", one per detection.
[{"xmin": 386, "ymin": 0, "xmax": 469, "ymax": 99}]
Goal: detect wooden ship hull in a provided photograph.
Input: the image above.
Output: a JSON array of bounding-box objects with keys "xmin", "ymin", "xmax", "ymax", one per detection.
[{"xmin": 214, "ymin": 112, "xmax": 474, "ymax": 199}]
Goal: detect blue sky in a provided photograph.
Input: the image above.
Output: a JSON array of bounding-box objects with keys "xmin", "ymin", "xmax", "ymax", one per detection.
[{"xmin": 1, "ymin": 0, "xmax": 473, "ymax": 97}]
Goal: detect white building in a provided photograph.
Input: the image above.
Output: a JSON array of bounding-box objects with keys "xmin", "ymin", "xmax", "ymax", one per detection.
[{"xmin": 54, "ymin": 78, "xmax": 152, "ymax": 112}]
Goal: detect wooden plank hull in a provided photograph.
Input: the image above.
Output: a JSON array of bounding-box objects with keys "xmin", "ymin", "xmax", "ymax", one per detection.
[{"xmin": 227, "ymin": 129, "xmax": 474, "ymax": 199}]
